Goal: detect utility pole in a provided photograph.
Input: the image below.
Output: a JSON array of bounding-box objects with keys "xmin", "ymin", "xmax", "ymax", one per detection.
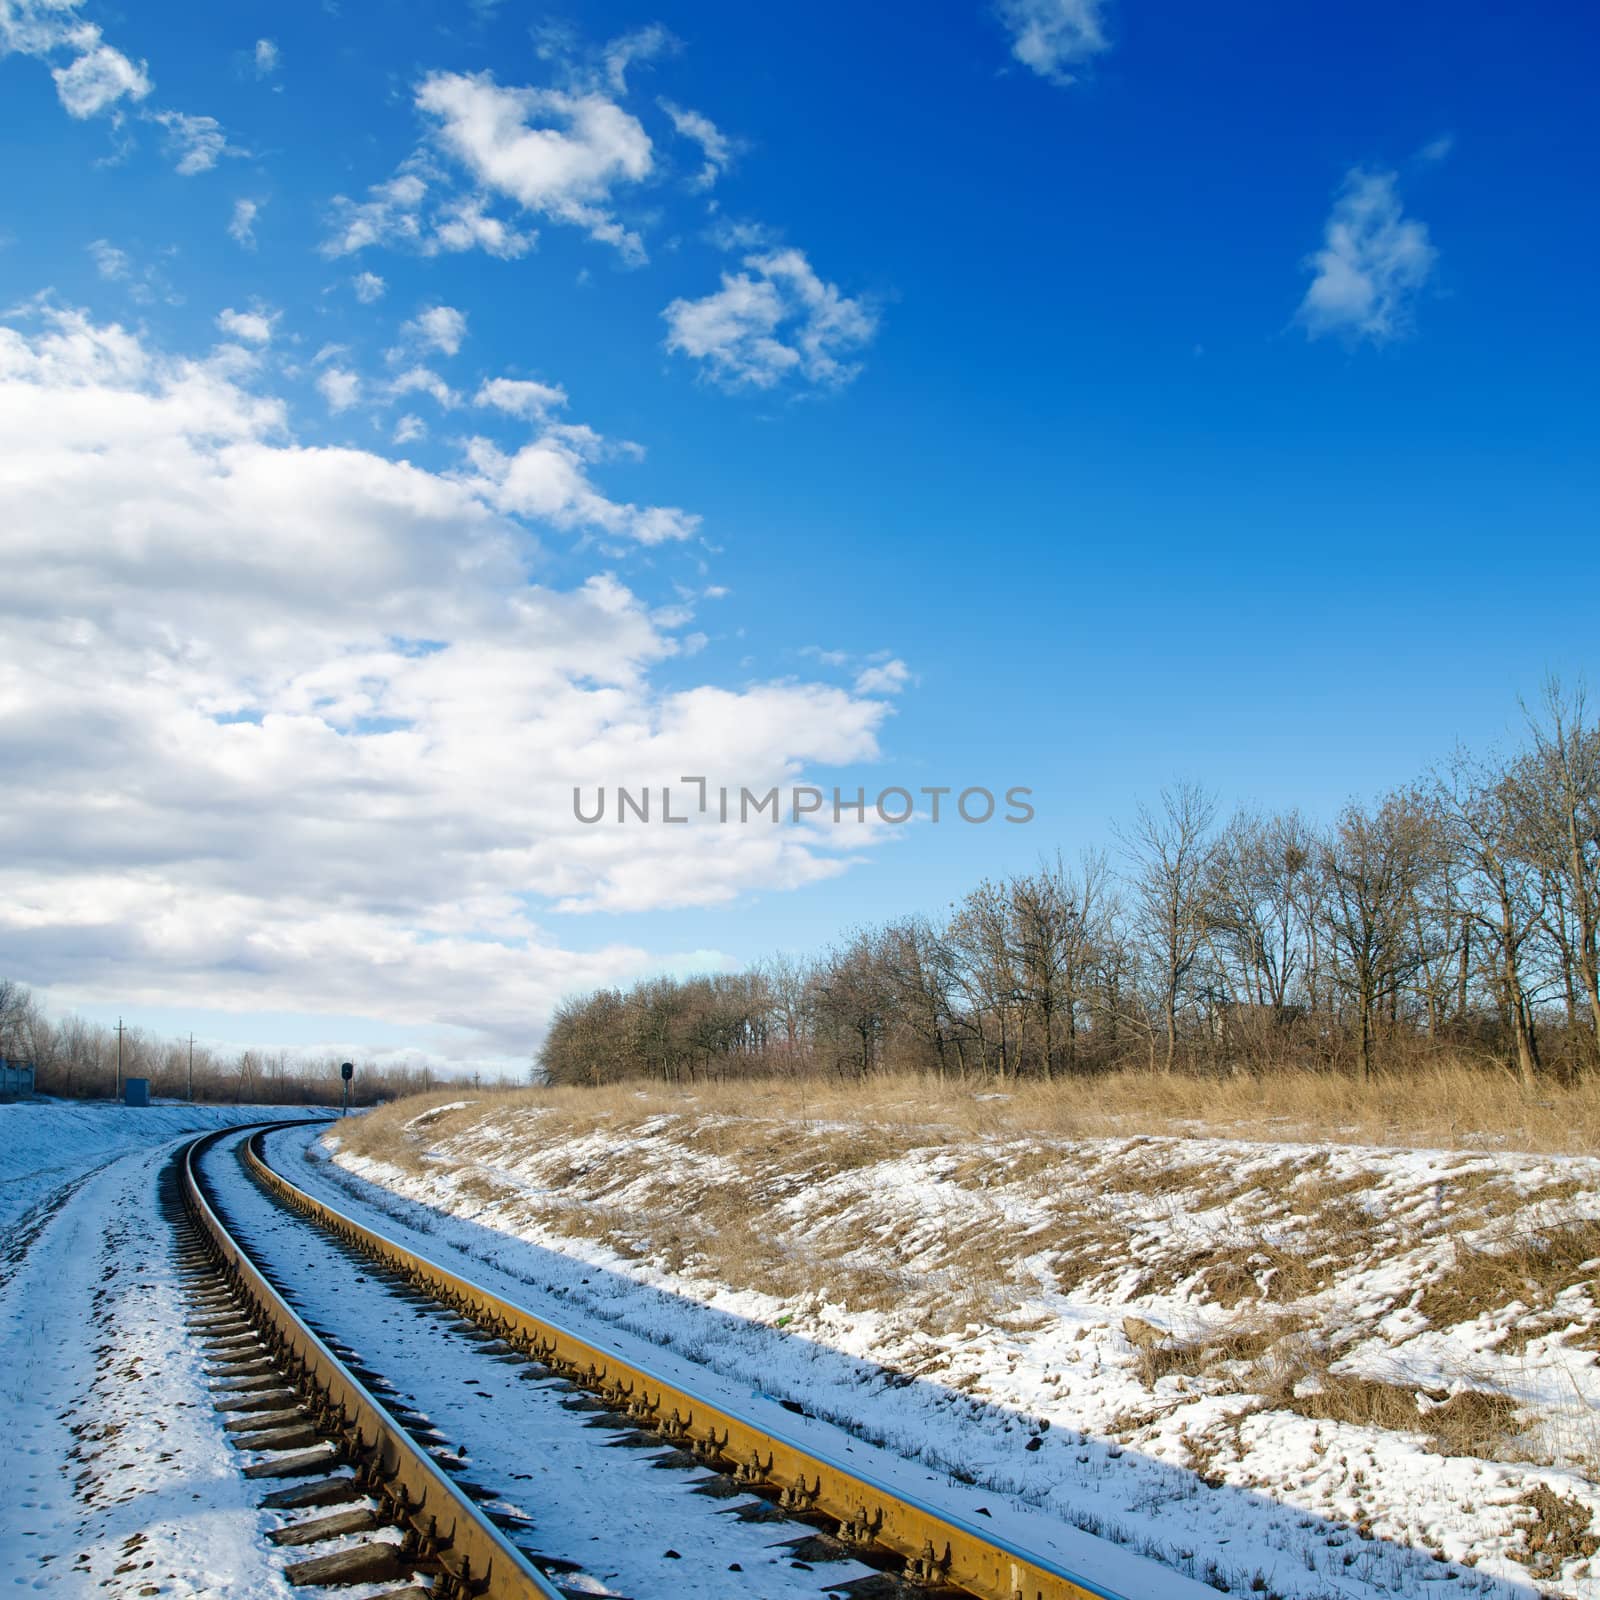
[
  {"xmin": 115, "ymin": 1017, "xmax": 124, "ymax": 1102},
  {"xmin": 188, "ymin": 1033, "xmax": 195, "ymax": 1103}
]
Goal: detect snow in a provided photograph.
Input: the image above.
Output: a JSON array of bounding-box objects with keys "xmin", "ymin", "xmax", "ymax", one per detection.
[
  {"xmin": 201, "ymin": 1129, "xmax": 897, "ymax": 1598},
  {"xmin": 0, "ymin": 1099, "xmax": 320, "ymax": 1235},
  {"xmin": 315, "ymin": 1108, "xmax": 1600, "ymax": 1600},
  {"xmin": 0, "ymin": 1102, "xmax": 323, "ymax": 1594}
]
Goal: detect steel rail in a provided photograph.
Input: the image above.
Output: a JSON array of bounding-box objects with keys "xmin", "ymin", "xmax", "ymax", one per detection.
[
  {"xmin": 246, "ymin": 1128, "xmax": 1137, "ymax": 1600},
  {"xmin": 181, "ymin": 1126, "xmax": 568, "ymax": 1600}
]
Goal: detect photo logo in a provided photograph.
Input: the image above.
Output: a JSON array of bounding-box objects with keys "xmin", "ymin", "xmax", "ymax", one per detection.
[{"xmin": 574, "ymin": 778, "xmax": 1035, "ymax": 825}]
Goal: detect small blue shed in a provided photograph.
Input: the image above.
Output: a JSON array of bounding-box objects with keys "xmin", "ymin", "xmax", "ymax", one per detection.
[{"xmin": 124, "ymin": 1077, "xmax": 151, "ymax": 1107}]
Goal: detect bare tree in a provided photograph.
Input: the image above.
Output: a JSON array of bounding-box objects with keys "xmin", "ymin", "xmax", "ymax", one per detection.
[
  {"xmin": 1319, "ymin": 792, "xmax": 1440, "ymax": 1080},
  {"xmin": 1437, "ymin": 753, "xmax": 1547, "ymax": 1085},
  {"xmin": 1518, "ymin": 679, "xmax": 1600, "ymax": 1064},
  {"xmin": 1119, "ymin": 782, "xmax": 1217, "ymax": 1072}
]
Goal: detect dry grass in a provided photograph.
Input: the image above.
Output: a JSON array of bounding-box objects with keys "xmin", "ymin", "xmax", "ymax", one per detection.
[
  {"xmin": 349, "ymin": 1060, "xmax": 1600, "ymax": 1157},
  {"xmin": 1285, "ymin": 1376, "xmax": 1522, "ymax": 1457},
  {"xmin": 1416, "ymin": 1217, "xmax": 1600, "ymax": 1329},
  {"xmin": 1136, "ymin": 1244, "xmax": 1329, "ymax": 1308},
  {"xmin": 1132, "ymin": 1315, "xmax": 1296, "ymax": 1384},
  {"xmin": 1514, "ymin": 1486, "xmax": 1600, "ymax": 1579},
  {"xmin": 336, "ymin": 1066, "xmax": 1600, "ymax": 1489}
]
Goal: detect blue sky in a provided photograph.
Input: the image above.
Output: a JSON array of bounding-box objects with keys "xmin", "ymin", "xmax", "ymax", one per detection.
[{"xmin": 1, "ymin": 0, "xmax": 1595, "ymax": 1072}]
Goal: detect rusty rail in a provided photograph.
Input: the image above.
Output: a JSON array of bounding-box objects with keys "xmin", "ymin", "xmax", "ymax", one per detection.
[
  {"xmin": 181, "ymin": 1128, "xmax": 568, "ymax": 1600},
  {"xmin": 246, "ymin": 1129, "xmax": 1139, "ymax": 1600}
]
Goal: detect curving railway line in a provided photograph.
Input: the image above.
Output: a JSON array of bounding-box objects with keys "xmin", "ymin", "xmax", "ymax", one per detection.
[{"xmin": 178, "ymin": 1123, "xmax": 1146, "ymax": 1600}]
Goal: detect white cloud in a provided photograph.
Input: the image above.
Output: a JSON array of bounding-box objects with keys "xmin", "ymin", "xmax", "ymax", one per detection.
[
  {"xmin": 253, "ymin": 37, "xmax": 278, "ymax": 77},
  {"xmin": 216, "ymin": 306, "xmax": 276, "ymax": 345},
  {"xmin": 996, "ymin": 0, "xmax": 1110, "ymax": 86},
  {"xmin": 228, "ymin": 198, "xmax": 260, "ymax": 249},
  {"xmin": 317, "ymin": 367, "xmax": 361, "ymax": 412},
  {"xmin": 149, "ymin": 109, "xmax": 241, "ymax": 175},
  {"xmin": 602, "ymin": 23, "xmax": 677, "ymax": 92},
  {"xmin": 322, "ymin": 165, "xmax": 533, "ymax": 262},
  {"xmin": 663, "ymin": 247, "xmax": 878, "ymax": 390},
  {"xmin": 324, "ymin": 172, "xmax": 429, "ymax": 255},
  {"xmin": 402, "ymin": 304, "xmax": 468, "ymax": 357},
  {"xmin": 389, "ymin": 366, "xmax": 461, "ymax": 409},
  {"xmin": 431, "ymin": 190, "xmax": 534, "ymax": 258},
  {"xmin": 88, "ymin": 238, "xmax": 131, "ymax": 280},
  {"xmin": 0, "ymin": 305, "xmax": 892, "ymax": 1064},
  {"xmin": 352, "ymin": 271, "xmax": 386, "ymax": 303},
  {"xmin": 467, "ymin": 429, "xmax": 700, "ymax": 546},
  {"xmin": 393, "ymin": 413, "xmax": 426, "ymax": 445},
  {"xmin": 476, "ymin": 376, "xmax": 569, "ymax": 420},
  {"xmin": 659, "ymin": 99, "xmax": 733, "ymax": 190},
  {"xmin": 52, "ymin": 41, "xmax": 150, "ymax": 117},
  {"xmin": 854, "ymin": 658, "xmax": 912, "ymax": 695},
  {"xmin": 415, "ymin": 71, "xmax": 653, "ymax": 262},
  {"xmin": 1297, "ymin": 168, "xmax": 1437, "ymax": 345},
  {"xmin": 86, "ymin": 238, "xmax": 176, "ymax": 306},
  {"xmin": 1, "ymin": 1, "xmax": 149, "ymax": 123}
]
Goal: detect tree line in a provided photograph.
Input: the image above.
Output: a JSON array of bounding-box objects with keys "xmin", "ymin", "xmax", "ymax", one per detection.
[
  {"xmin": 0, "ymin": 983, "xmax": 465, "ymax": 1106},
  {"xmin": 539, "ymin": 682, "xmax": 1600, "ymax": 1088}
]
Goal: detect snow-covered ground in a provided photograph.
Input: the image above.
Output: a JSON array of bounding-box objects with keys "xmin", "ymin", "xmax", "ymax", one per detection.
[
  {"xmin": 322, "ymin": 1097, "xmax": 1600, "ymax": 1600},
  {"xmin": 0, "ymin": 1101, "xmax": 318, "ymax": 1595}
]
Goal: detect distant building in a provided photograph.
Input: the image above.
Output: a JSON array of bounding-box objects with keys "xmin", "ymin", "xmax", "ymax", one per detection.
[{"xmin": 0, "ymin": 1057, "xmax": 35, "ymax": 1099}]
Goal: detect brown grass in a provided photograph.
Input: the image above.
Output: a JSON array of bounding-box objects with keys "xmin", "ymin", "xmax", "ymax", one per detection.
[
  {"xmin": 335, "ymin": 1069, "xmax": 1600, "ymax": 1482},
  {"xmin": 1134, "ymin": 1317, "xmax": 1296, "ymax": 1385},
  {"xmin": 1417, "ymin": 1217, "xmax": 1600, "ymax": 1329},
  {"xmin": 348, "ymin": 1060, "xmax": 1600, "ymax": 1157},
  {"xmin": 1513, "ymin": 1486, "xmax": 1599, "ymax": 1579},
  {"xmin": 1251, "ymin": 1345, "xmax": 1528, "ymax": 1459},
  {"xmin": 1136, "ymin": 1244, "xmax": 1329, "ymax": 1308}
]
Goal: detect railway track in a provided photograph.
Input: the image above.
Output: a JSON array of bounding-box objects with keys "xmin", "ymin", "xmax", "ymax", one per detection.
[{"xmin": 177, "ymin": 1123, "xmax": 1140, "ymax": 1600}]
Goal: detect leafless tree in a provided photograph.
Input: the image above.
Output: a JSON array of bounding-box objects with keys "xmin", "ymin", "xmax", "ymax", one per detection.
[
  {"xmin": 1119, "ymin": 782, "xmax": 1217, "ymax": 1072},
  {"xmin": 1319, "ymin": 792, "xmax": 1441, "ymax": 1080},
  {"xmin": 1518, "ymin": 679, "xmax": 1600, "ymax": 1064}
]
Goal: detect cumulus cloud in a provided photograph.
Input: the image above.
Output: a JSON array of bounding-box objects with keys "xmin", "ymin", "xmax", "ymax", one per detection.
[
  {"xmin": 1297, "ymin": 168, "xmax": 1437, "ymax": 345},
  {"xmin": 393, "ymin": 413, "xmax": 426, "ymax": 445},
  {"xmin": 322, "ymin": 69, "xmax": 652, "ymax": 264},
  {"xmin": 476, "ymin": 376, "xmax": 569, "ymax": 420},
  {"xmin": 253, "ymin": 37, "xmax": 278, "ymax": 77},
  {"xmin": 854, "ymin": 658, "xmax": 913, "ymax": 695},
  {"xmin": 352, "ymin": 271, "xmax": 386, "ymax": 303},
  {"xmin": 2, "ymin": 0, "xmax": 149, "ymax": 120},
  {"xmin": 317, "ymin": 366, "xmax": 361, "ymax": 412},
  {"xmin": 52, "ymin": 41, "xmax": 150, "ymax": 116},
  {"xmin": 228, "ymin": 197, "xmax": 260, "ymax": 248},
  {"xmin": 415, "ymin": 71, "xmax": 653, "ymax": 262},
  {"xmin": 0, "ymin": 306, "xmax": 892, "ymax": 1065},
  {"xmin": 663, "ymin": 247, "xmax": 878, "ymax": 390},
  {"xmin": 216, "ymin": 306, "xmax": 277, "ymax": 345},
  {"xmin": 389, "ymin": 366, "xmax": 461, "ymax": 409},
  {"xmin": 86, "ymin": 238, "xmax": 175, "ymax": 305},
  {"xmin": 602, "ymin": 23, "xmax": 677, "ymax": 92},
  {"xmin": 466, "ymin": 429, "xmax": 700, "ymax": 545},
  {"xmin": 401, "ymin": 304, "xmax": 468, "ymax": 357},
  {"xmin": 88, "ymin": 238, "xmax": 130, "ymax": 280},
  {"xmin": 995, "ymin": 0, "xmax": 1110, "ymax": 86},
  {"xmin": 149, "ymin": 109, "xmax": 241, "ymax": 175},
  {"xmin": 659, "ymin": 99, "xmax": 733, "ymax": 189},
  {"xmin": 216, "ymin": 306, "xmax": 276, "ymax": 345},
  {"xmin": 322, "ymin": 164, "xmax": 533, "ymax": 262}
]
